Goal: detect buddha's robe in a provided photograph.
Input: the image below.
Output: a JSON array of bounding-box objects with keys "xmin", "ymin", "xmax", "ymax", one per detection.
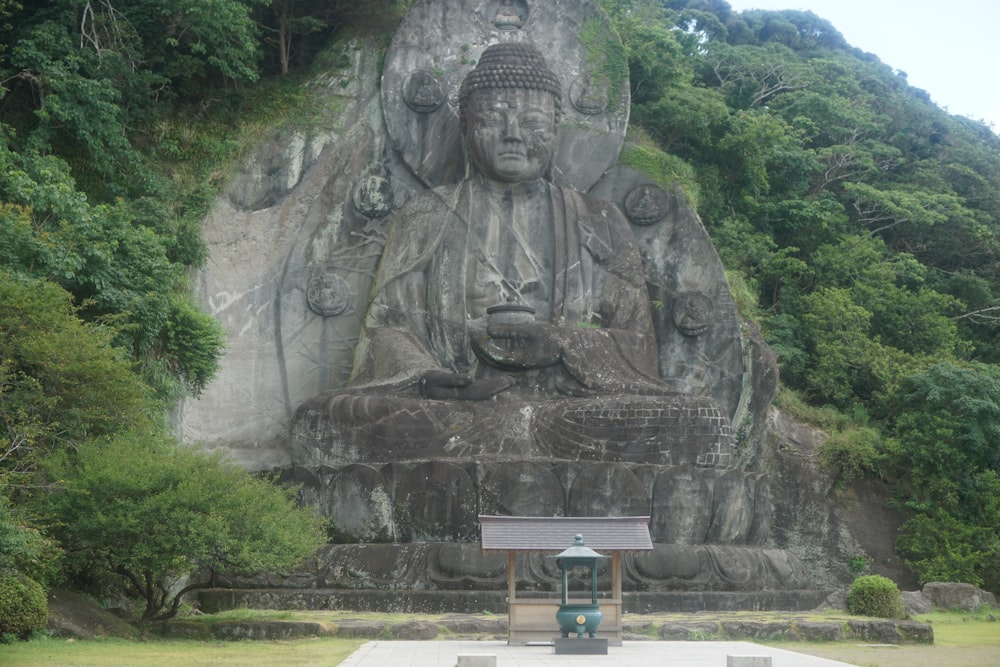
[{"xmin": 291, "ymin": 177, "xmax": 734, "ymax": 467}]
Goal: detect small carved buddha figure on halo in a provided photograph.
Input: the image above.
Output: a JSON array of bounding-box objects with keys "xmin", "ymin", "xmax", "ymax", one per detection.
[{"xmin": 292, "ymin": 42, "xmax": 734, "ymax": 467}]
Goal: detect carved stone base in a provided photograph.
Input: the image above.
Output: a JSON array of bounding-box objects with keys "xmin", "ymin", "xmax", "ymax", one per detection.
[
  {"xmin": 291, "ymin": 393, "xmax": 735, "ymax": 468},
  {"xmin": 278, "ymin": 460, "xmax": 770, "ymax": 545},
  {"xmin": 210, "ymin": 542, "xmax": 811, "ymax": 594}
]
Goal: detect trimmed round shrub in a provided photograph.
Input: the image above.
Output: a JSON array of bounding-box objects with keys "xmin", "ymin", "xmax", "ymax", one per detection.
[
  {"xmin": 847, "ymin": 574, "xmax": 906, "ymax": 618},
  {"xmin": 0, "ymin": 570, "xmax": 48, "ymax": 639}
]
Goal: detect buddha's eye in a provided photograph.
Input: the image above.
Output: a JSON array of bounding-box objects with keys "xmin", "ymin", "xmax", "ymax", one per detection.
[
  {"xmin": 519, "ymin": 113, "xmax": 550, "ymax": 131},
  {"xmin": 475, "ymin": 110, "xmax": 503, "ymax": 126}
]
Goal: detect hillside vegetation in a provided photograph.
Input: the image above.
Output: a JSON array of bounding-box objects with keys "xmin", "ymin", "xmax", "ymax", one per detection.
[
  {"xmin": 602, "ymin": 0, "xmax": 1000, "ymax": 592},
  {"xmin": 1, "ymin": 0, "xmax": 997, "ymax": 626}
]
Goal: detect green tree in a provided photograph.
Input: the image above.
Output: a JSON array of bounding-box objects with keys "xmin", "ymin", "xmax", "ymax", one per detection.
[
  {"xmin": 887, "ymin": 363, "xmax": 1000, "ymax": 497},
  {"xmin": 0, "ymin": 138, "xmax": 223, "ymax": 399},
  {"xmin": 945, "ymin": 271, "xmax": 1000, "ymax": 364},
  {"xmin": 43, "ymin": 434, "xmax": 327, "ymax": 621},
  {"xmin": 796, "ymin": 286, "xmax": 889, "ymax": 408},
  {"xmin": 0, "ymin": 271, "xmax": 159, "ymax": 484},
  {"xmin": 886, "ymin": 363, "xmax": 1000, "ymax": 589},
  {"xmin": 0, "ymin": 494, "xmax": 61, "ymax": 586},
  {"xmin": 810, "ymin": 236, "xmax": 959, "ymax": 359},
  {"xmin": 1, "ymin": 0, "xmax": 267, "ymax": 195},
  {"xmin": 256, "ymin": 0, "xmax": 343, "ymax": 75},
  {"xmin": 699, "ymin": 42, "xmax": 807, "ymax": 110}
]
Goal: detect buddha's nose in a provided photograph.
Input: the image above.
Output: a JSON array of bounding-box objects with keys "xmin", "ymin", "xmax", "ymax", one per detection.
[{"xmin": 502, "ymin": 117, "xmax": 522, "ymax": 139}]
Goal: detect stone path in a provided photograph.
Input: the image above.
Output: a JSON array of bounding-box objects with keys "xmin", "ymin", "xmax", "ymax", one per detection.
[{"xmin": 339, "ymin": 640, "xmax": 859, "ymax": 666}]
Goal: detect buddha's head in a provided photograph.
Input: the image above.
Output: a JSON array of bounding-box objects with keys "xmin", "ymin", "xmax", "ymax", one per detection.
[{"xmin": 458, "ymin": 42, "xmax": 562, "ymax": 183}]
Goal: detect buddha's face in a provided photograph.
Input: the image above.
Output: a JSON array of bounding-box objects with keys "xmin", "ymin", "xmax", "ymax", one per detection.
[{"xmin": 464, "ymin": 88, "xmax": 558, "ymax": 183}]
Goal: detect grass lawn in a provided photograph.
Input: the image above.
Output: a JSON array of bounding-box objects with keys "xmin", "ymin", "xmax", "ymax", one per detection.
[
  {"xmin": 763, "ymin": 609, "xmax": 1000, "ymax": 667},
  {"xmin": 0, "ymin": 637, "xmax": 364, "ymax": 667},
  {"xmin": 3, "ymin": 608, "xmax": 996, "ymax": 666}
]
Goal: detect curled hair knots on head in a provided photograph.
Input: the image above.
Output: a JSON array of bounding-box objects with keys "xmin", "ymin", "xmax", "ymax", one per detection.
[{"xmin": 458, "ymin": 42, "xmax": 562, "ymax": 119}]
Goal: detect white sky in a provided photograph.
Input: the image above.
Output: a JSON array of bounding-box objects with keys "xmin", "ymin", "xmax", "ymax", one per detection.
[{"xmin": 723, "ymin": 0, "xmax": 1000, "ymax": 132}]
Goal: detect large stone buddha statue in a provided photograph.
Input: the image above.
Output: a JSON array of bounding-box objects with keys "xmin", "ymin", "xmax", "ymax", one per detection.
[
  {"xmin": 291, "ymin": 42, "xmax": 734, "ymax": 469},
  {"xmin": 177, "ymin": 0, "xmax": 810, "ymax": 600}
]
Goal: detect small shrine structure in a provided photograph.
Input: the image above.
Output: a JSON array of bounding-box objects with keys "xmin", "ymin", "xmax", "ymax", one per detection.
[{"xmin": 478, "ymin": 515, "xmax": 653, "ymax": 645}]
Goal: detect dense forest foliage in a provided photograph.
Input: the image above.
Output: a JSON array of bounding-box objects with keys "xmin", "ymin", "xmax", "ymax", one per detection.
[
  {"xmin": 601, "ymin": 0, "xmax": 1000, "ymax": 591},
  {"xmin": 0, "ymin": 0, "xmax": 351, "ymax": 630},
  {"xmin": 1, "ymin": 0, "xmax": 997, "ymax": 623}
]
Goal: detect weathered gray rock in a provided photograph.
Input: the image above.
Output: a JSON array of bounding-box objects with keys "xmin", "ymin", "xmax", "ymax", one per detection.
[
  {"xmin": 845, "ymin": 619, "xmax": 934, "ymax": 644},
  {"xmin": 846, "ymin": 619, "xmax": 904, "ymax": 643},
  {"xmin": 210, "ymin": 620, "xmax": 327, "ymax": 640},
  {"xmin": 794, "ymin": 621, "xmax": 842, "ymax": 641},
  {"xmin": 760, "ymin": 409, "xmax": 914, "ymax": 590},
  {"xmin": 293, "ymin": 34, "xmax": 743, "ymax": 496},
  {"xmin": 901, "ymin": 590, "xmax": 933, "ymax": 616},
  {"xmin": 621, "ymin": 619, "xmax": 654, "ymax": 634},
  {"xmin": 590, "ymin": 172, "xmax": 751, "ymax": 426},
  {"xmin": 304, "ymin": 464, "xmax": 393, "ymax": 544},
  {"xmin": 175, "ymin": 38, "xmax": 401, "ymax": 469},
  {"xmin": 331, "ymin": 620, "xmax": 390, "ymax": 638},
  {"xmin": 895, "ymin": 619, "xmax": 934, "ymax": 643},
  {"xmin": 440, "ymin": 616, "xmax": 508, "ymax": 635},
  {"xmin": 813, "ymin": 589, "xmax": 847, "ymax": 611},
  {"xmin": 46, "ymin": 588, "xmax": 140, "ymax": 640},
  {"xmin": 922, "ymin": 582, "xmax": 997, "ymax": 611},
  {"xmin": 281, "ymin": 458, "xmax": 784, "ymax": 578},
  {"xmin": 391, "ymin": 620, "xmax": 440, "ymax": 640},
  {"xmin": 162, "ymin": 612, "xmax": 932, "ymax": 644},
  {"xmin": 178, "ymin": 0, "xmax": 768, "ymax": 478},
  {"xmin": 209, "ymin": 541, "xmax": 809, "ymax": 594},
  {"xmin": 477, "ymin": 461, "xmax": 565, "ymax": 518},
  {"xmin": 227, "ymin": 127, "xmax": 337, "ymax": 211},
  {"xmin": 628, "ymin": 544, "xmax": 809, "ymax": 591},
  {"xmin": 158, "ymin": 620, "xmax": 212, "ymax": 639},
  {"xmin": 394, "ymin": 462, "xmax": 478, "ymax": 542},
  {"xmin": 719, "ymin": 620, "xmax": 793, "ymax": 640},
  {"xmin": 659, "ymin": 621, "xmax": 719, "ymax": 640}
]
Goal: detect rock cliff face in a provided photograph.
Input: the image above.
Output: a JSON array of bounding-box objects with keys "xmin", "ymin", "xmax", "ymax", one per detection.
[
  {"xmin": 174, "ymin": 38, "xmax": 408, "ymax": 468},
  {"xmin": 761, "ymin": 409, "xmax": 913, "ymax": 589},
  {"xmin": 176, "ymin": 9, "xmax": 911, "ymax": 594}
]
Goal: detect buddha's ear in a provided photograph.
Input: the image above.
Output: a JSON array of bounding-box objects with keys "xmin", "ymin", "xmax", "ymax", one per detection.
[
  {"xmin": 459, "ymin": 129, "xmax": 472, "ymax": 181},
  {"xmin": 461, "ymin": 110, "xmax": 484, "ymax": 180}
]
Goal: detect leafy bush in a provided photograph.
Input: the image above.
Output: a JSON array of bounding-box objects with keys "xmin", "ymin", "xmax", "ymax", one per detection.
[
  {"xmin": 849, "ymin": 553, "xmax": 869, "ymax": 576},
  {"xmin": 44, "ymin": 435, "xmax": 327, "ymax": 622},
  {"xmin": 771, "ymin": 388, "xmax": 832, "ymax": 427},
  {"xmin": 819, "ymin": 426, "xmax": 884, "ymax": 486},
  {"xmin": 0, "ymin": 570, "xmax": 48, "ymax": 639},
  {"xmin": 0, "ymin": 496, "xmax": 61, "ymax": 586},
  {"xmin": 847, "ymin": 574, "xmax": 906, "ymax": 618},
  {"xmin": 896, "ymin": 504, "xmax": 999, "ymax": 589}
]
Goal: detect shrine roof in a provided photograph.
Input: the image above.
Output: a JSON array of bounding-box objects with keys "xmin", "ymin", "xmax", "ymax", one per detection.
[{"xmin": 478, "ymin": 515, "xmax": 653, "ymax": 552}]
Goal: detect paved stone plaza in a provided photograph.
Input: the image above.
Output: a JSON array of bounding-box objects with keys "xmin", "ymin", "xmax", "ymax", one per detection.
[{"xmin": 339, "ymin": 640, "xmax": 858, "ymax": 666}]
